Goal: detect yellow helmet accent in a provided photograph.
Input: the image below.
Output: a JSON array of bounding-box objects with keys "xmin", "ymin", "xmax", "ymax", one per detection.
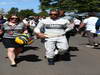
[
  {"xmin": 15, "ymin": 33, "xmax": 30, "ymax": 45},
  {"xmin": 15, "ymin": 37, "xmax": 24, "ymax": 45}
]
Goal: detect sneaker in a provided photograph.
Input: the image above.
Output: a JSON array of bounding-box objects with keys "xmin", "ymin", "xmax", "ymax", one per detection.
[
  {"xmin": 62, "ymin": 52, "xmax": 71, "ymax": 61},
  {"xmin": 94, "ymin": 44, "xmax": 99, "ymax": 47},
  {"xmin": 48, "ymin": 58, "xmax": 55, "ymax": 65},
  {"xmin": 54, "ymin": 54, "xmax": 60, "ymax": 61},
  {"xmin": 86, "ymin": 45, "xmax": 94, "ymax": 48}
]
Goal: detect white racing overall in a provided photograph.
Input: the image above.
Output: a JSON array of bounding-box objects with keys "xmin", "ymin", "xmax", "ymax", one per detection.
[{"xmin": 34, "ymin": 17, "xmax": 73, "ymax": 58}]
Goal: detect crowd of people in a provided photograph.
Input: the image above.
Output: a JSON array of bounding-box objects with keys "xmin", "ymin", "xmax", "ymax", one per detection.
[{"xmin": 0, "ymin": 9, "xmax": 100, "ymax": 67}]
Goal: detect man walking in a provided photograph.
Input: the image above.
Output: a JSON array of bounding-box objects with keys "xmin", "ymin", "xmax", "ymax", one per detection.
[
  {"xmin": 79, "ymin": 12, "xmax": 99, "ymax": 47},
  {"xmin": 34, "ymin": 9, "xmax": 72, "ymax": 65}
]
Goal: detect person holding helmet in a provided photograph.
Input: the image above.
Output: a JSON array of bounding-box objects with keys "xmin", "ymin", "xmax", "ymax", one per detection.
[{"xmin": 0, "ymin": 14, "xmax": 28, "ymax": 67}]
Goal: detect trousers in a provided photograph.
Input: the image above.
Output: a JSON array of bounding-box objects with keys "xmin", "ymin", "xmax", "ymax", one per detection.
[
  {"xmin": 86, "ymin": 31, "xmax": 98, "ymax": 46},
  {"xmin": 44, "ymin": 36, "xmax": 69, "ymax": 58}
]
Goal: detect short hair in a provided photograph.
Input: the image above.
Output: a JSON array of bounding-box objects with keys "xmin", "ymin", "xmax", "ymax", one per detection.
[
  {"xmin": 88, "ymin": 12, "xmax": 96, "ymax": 16},
  {"xmin": 49, "ymin": 9, "xmax": 59, "ymax": 14}
]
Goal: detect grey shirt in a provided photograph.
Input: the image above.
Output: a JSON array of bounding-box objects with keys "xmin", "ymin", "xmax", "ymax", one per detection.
[
  {"xmin": 1, "ymin": 22, "xmax": 26, "ymax": 38},
  {"xmin": 34, "ymin": 17, "xmax": 73, "ymax": 37}
]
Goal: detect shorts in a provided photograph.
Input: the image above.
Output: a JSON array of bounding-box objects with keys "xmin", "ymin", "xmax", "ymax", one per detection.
[{"xmin": 2, "ymin": 38, "xmax": 23, "ymax": 48}]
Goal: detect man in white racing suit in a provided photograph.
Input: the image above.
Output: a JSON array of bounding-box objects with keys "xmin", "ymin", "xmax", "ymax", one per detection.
[{"xmin": 34, "ymin": 9, "xmax": 73, "ymax": 65}]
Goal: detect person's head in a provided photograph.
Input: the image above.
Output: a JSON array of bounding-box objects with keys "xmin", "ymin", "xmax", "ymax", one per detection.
[
  {"xmin": 59, "ymin": 10, "xmax": 65, "ymax": 17},
  {"xmin": 49, "ymin": 9, "xmax": 59, "ymax": 20},
  {"xmin": 0, "ymin": 14, "xmax": 3, "ymax": 19},
  {"xmin": 88, "ymin": 12, "xmax": 96, "ymax": 17},
  {"xmin": 8, "ymin": 14, "xmax": 20, "ymax": 23},
  {"xmin": 28, "ymin": 16, "xmax": 34, "ymax": 20}
]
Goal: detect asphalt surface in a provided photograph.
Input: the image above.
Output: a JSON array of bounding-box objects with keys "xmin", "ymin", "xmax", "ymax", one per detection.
[{"xmin": 0, "ymin": 34, "xmax": 100, "ymax": 75}]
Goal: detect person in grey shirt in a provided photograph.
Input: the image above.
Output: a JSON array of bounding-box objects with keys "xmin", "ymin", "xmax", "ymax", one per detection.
[{"xmin": 0, "ymin": 14, "xmax": 27, "ymax": 67}]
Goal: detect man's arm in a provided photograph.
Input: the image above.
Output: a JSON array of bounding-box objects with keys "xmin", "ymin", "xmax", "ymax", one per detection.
[
  {"xmin": 79, "ymin": 22, "xmax": 86, "ymax": 30},
  {"xmin": 65, "ymin": 20, "xmax": 74, "ymax": 33},
  {"xmin": 65, "ymin": 23, "xmax": 74, "ymax": 32},
  {"xmin": 34, "ymin": 21, "xmax": 48, "ymax": 38}
]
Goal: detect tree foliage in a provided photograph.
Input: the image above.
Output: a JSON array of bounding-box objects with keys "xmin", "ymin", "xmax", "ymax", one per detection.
[
  {"xmin": 7, "ymin": 7, "xmax": 19, "ymax": 14},
  {"xmin": 38, "ymin": 11, "xmax": 48, "ymax": 16},
  {"xmin": 6, "ymin": 7, "xmax": 49, "ymax": 18},
  {"xmin": 6, "ymin": 7, "xmax": 19, "ymax": 18},
  {"xmin": 0, "ymin": 8, "xmax": 5, "ymax": 14},
  {"xmin": 6, "ymin": 7, "xmax": 37, "ymax": 19},
  {"xmin": 18, "ymin": 9, "xmax": 36, "ymax": 19},
  {"xmin": 5, "ymin": 0, "xmax": 100, "ymax": 18},
  {"xmin": 39, "ymin": 0, "xmax": 100, "ymax": 12}
]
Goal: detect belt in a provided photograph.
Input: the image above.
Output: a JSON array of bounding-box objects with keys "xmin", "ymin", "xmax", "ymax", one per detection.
[{"xmin": 46, "ymin": 34, "xmax": 65, "ymax": 38}]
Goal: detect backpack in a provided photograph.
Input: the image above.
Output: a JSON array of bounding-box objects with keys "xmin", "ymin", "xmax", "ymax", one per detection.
[
  {"xmin": 96, "ymin": 18, "xmax": 100, "ymax": 30},
  {"xmin": 96, "ymin": 18, "xmax": 100, "ymax": 26}
]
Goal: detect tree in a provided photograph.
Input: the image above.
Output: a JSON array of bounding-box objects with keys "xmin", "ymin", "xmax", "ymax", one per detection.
[
  {"xmin": 39, "ymin": 0, "xmax": 76, "ymax": 11},
  {"xmin": 6, "ymin": 8, "xmax": 36, "ymax": 19},
  {"xmin": 73, "ymin": 0, "xmax": 100, "ymax": 12},
  {"xmin": 39, "ymin": 0, "xmax": 51, "ymax": 11},
  {"xmin": 38, "ymin": 11, "xmax": 48, "ymax": 16},
  {"xmin": 18, "ymin": 9, "xmax": 36, "ymax": 19},
  {"xmin": 6, "ymin": 7, "xmax": 19, "ymax": 18},
  {"xmin": 39, "ymin": 0, "xmax": 100, "ymax": 12},
  {"xmin": 0, "ymin": 8, "xmax": 5, "ymax": 14}
]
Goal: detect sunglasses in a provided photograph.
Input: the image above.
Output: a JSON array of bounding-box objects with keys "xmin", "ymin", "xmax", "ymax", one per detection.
[
  {"xmin": 10, "ymin": 18, "xmax": 18, "ymax": 20},
  {"xmin": 49, "ymin": 14, "xmax": 58, "ymax": 16}
]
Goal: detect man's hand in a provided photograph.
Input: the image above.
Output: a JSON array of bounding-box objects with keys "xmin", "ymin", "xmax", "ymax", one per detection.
[
  {"xmin": 0, "ymin": 30, "xmax": 3, "ymax": 35},
  {"xmin": 36, "ymin": 33, "xmax": 48, "ymax": 38}
]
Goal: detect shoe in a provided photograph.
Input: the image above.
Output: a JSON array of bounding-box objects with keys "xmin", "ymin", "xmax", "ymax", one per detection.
[
  {"xmin": 5, "ymin": 56, "xmax": 8, "ymax": 59},
  {"xmin": 10, "ymin": 64, "xmax": 17, "ymax": 67},
  {"xmin": 61, "ymin": 52, "xmax": 71, "ymax": 61},
  {"xmin": 54, "ymin": 54, "xmax": 60, "ymax": 61},
  {"xmin": 44, "ymin": 56, "xmax": 47, "ymax": 59},
  {"xmin": 94, "ymin": 44, "xmax": 99, "ymax": 47},
  {"xmin": 86, "ymin": 45, "xmax": 94, "ymax": 48},
  {"xmin": 48, "ymin": 58, "xmax": 55, "ymax": 65}
]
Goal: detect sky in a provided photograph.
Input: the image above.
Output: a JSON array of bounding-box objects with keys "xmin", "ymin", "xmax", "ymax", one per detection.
[{"xmin": 0, "ymin": 0, "xmax": 41, "ymax": 13}]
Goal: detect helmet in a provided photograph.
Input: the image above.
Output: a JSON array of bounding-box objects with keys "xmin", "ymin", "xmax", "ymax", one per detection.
[{"xmin": 15, "ymin": 33, "xmax": 30, "ymax": 45}]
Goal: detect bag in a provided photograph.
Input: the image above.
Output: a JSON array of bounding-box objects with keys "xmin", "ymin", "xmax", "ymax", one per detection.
[
  {"xmin": 96, "ymin": 18, "xmax": 100, "ymax": 26},
  {"xmin": 96, "ymin": 18, "xmax": 100, "ymax": 30}
]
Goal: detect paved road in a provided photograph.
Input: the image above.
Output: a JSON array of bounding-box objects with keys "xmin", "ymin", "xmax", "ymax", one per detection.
[{"xmin": 0, "ymin": 34, "xmax": 100, "ymax": 75}]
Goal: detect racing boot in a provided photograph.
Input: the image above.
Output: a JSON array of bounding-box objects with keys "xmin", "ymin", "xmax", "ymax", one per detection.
[{"xmin": 48, "ymin": 58, "xmax": 55, "ymax": 65}]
